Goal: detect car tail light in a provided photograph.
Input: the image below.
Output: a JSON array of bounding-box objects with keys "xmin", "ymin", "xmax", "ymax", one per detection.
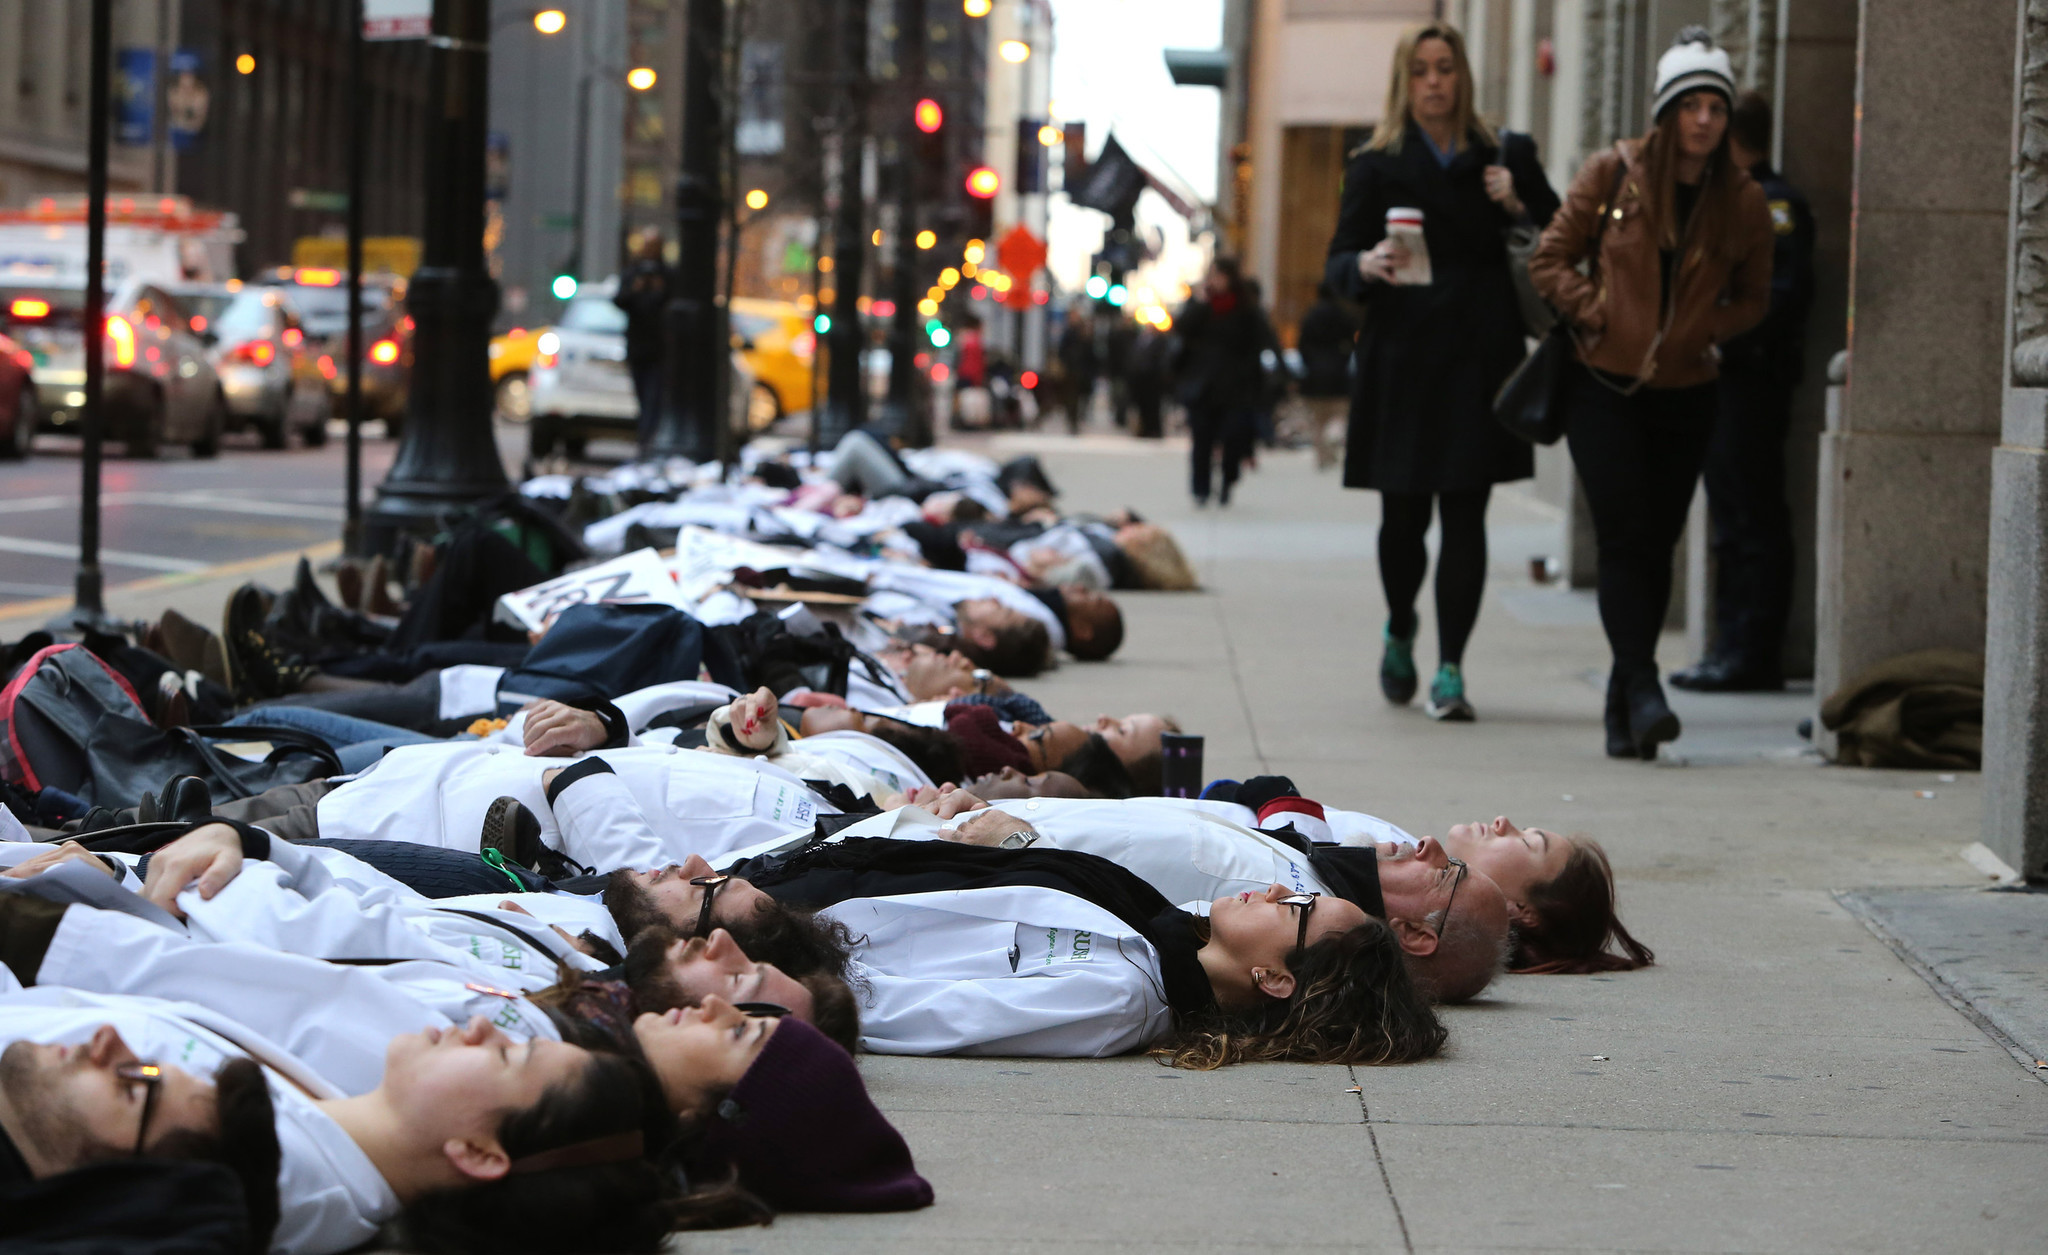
[
  {"xmin": 369, "ymin": 338, "xmax": 400, "ymax": 365},
  {"xmin": 930, "ymin": 362, "xmax": 951, "ymax": 383},
  {"xmin": 106, "ymin": 315, "xmax": 136, "ymax": 367},
  {"xmin": 9, "ymin": 297, "xmax": 51, "ymax": 319},
  {"xmin": 231, "ymin": 340, "xmax": 276, "ymax": 366},
  {"xmin": 317, "ymin": 354, "xmax": 336, "ymax": 380},
  {"xmin": 13, "ymin": 350, "xmax": 31, "ymax": 370},
  {"xmin": 1020, "ymin": 370, "xmax": 1039, "ymax": 390},
  {"xmin": 189, "ymin": 313, "xmax": 209, "ymax": 333},
  {"xmin": 282, "ymin": 327, "xmax": 303, "ymax": 347},
  {"xmin": 791, "ymin": 330, "xmax": 816, "ymax": 360}
]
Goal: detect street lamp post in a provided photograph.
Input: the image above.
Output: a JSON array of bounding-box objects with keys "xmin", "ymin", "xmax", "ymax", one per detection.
[
  {"xmin": 365, "ymin": 0, "xmax": 510, "ymax": 555},
  {"xmin": 53, "ymin": 0, "xmax": 115, "ymax": 633},
  {"xmin": 645, "ymin": 0, "xmax": 726, "ymax": 463},
  {"xmin": 881, "ymin": 0, "xmax": 927, "ymax": 444},
  {"xmin": 819, "ymin": 0, "xmax": 872, "ymax": 447}
]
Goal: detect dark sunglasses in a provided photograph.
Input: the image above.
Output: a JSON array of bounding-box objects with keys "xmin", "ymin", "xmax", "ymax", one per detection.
[
  {"xmin": 690, "ymin": 874, "xmax": 730, "ymax": 937},
  {"xmin": 1278, "ymin": 892, "xmax": 1319, "ymax": 953},
  {"xmin": 118, "ymin": 1062, "xmax": 164, "ymax": 1158}
]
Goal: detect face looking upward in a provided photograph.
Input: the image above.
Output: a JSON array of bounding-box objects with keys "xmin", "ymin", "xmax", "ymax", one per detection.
[
  {"xmin": 1408, "ymin": 37, "xmax": 1460, "ymax": 126},
  {"xmin": 1091, "ymin": 713, "xmax": 1168, "ymax": 768},
  {"xmin": 1441, "ymin": 817, "xmax": 1572, "ymax": 925},
  {"xmin": 1373, "ymin": 837, "xmax": 1510, "ymax": 957},
  {"xmin": 0, "ymin": 1026, "xmax": 217, "ymax": 1176},
  {"xmin": 625, "ymin": 854, "xmax": 773, "ymax": 937},
  {"xmin": 1204, "ymin": 884, "xmax": 1370, "ymax": 1002},
  {"xmin": 632, "ymin": 996, "xmax": 781, "ymax": 1117},
  {"xmin": 963, "ymin": 766, "xmax": 1093, "ymax": 799},
  {"xmin": 655, "ymin": 929, "xmax": 816, "ymax": 1022},
  {"xmin": 382, "ymin": 1018, "xmax": 589, "ymax": 1155},
  {"xmin": 1015, "ymin": 720, "xmax": 1090, "ymax": 773}
]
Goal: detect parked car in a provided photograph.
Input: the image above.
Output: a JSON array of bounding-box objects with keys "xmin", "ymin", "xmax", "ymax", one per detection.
[
  {"xmin": 266, "ymin": 268, "xmax": 410, "ymax": 436},
  {"xmin": 0, "ymin": 277, "xmax": 224, "ymax": 457},
  {"xmin": 0, "ymin": 329, "xmax": 34, "ymax": 459},
  {"xmin": 728, "ymin": 298, "xmax": 815, "ymax": 430},
  {"xmin": 343, "ymin": 306, "xmax": 414, "ymax": 435},
  {"xmin": 172, "ymin": 283, "xmax": 333, "ymax": 448}
]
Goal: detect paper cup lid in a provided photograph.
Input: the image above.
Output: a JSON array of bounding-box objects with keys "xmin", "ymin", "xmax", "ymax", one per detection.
[{"xmin": 1386, "ymin": 207, "xmax": 1424, "ymax": 225}]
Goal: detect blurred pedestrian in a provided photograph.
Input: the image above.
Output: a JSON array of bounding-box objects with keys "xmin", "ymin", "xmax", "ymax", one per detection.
[
  {"xmin": 1104, "ymin": 314, "xmax": 1136, "ymax": 429},
  {"xmin": 1530, "ymin": 27, "xmax": 1772, "ymax": 759},
  {"xmin": 1324, "ymin": 21, "xmax": 1560, "ymax": 722},
  {"xmin": 1172, "ymin": 257, "xmax": 1279, "ymax": 507},
  {"xmin": 1055, "ymin": 310, "xmax": 1098, "ymax": 434},
  {"xmin": 953, "ymin": 314, "xmax": 991, "ymax": 429},
  {"xmin": 1127, "ymin": 322, "xmax": 1170, "ymax": 439},
  {"xmin": 1671, "ymin": 90, "xmax": 1815, "ymax": 694},
  {"xmin": 1295, "ymin": 282, "xmax": 1357, "ymax": 470},
  {"xmin": 613, "ymin": 228, "xmax": 669, "ymax": 452}
]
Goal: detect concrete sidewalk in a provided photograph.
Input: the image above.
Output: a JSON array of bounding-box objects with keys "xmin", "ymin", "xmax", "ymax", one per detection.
[{"xmin": 694, "ymin": 437, "xmax": 2045, "ymax": 1254}]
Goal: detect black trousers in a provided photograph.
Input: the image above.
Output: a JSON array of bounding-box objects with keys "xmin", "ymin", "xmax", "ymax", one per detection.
[
  {"xmin": 1564, "ymin": 364, "xmax": 1718, "ymax": 680},
  {"xmin": 1703, "ymin": 365, "xmax": 1795, "ymax": 669},
  {"xmin": 631, "ymin": 361, "xmax": 664, "ymax": 448},
  {"xmin": 1378, "ymin": 488, "xmax": 1492, "ymax": 666},
  {"xmin": 1189, "ymin": 405, "xmax": 1254, "ymax": 501}
]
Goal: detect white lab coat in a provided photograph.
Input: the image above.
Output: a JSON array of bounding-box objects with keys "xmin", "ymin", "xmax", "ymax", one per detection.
[
  {"xmin": 34, "ymin": 899, "xmax": 559, "ymax": 1097},
  {"xmin": 857, "ymin": 563, "xmax": 1066, "ymax": 652},
  {"xmin": 315, "ymin": 741, "xmax": 834, "ymax": 870},
  {"xmin": 719, "ymin": 800, "xmax": 1332, "ymax": 911},
  {"xmin": 0, "ymin": 987, "xmax": 396, "ymax": 1255},
  {"xmin": 820, "ymin": 884, "xmax": 1172, "ymax": 1057}
]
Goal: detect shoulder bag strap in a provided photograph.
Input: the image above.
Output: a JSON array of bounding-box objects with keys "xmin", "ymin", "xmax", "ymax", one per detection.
[{"xmin": 1574, "ymin": 148, "xmax": 1656, "ymax": 396}]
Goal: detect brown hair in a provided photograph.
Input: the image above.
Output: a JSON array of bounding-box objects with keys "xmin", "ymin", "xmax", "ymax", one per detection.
[
  {"xmin": 1118, "ymin": 523, "xmax": 1199, "ymax": 591},
  {"xmin": 1368, "ymin": 24, "xmax": 1496, "ymax": 155},
  {"xmin": 1509, "ymin": 837, "xmax": 1655, "ymax": 974},
  {"xmin": 1149, "ymin": 919, "xmax": 1448, "ymax": 1070},
  {"xmin": 1729, "ymin": 90, "xmax": 1772, "ymax": 157},
  {"xmin": 1635, "ymin": 95, "xmax": 1744, "ymax": 256}
]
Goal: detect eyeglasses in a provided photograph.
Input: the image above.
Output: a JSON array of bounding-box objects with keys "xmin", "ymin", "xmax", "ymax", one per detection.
[
  {"xmin": 1278, "ymin": 892, "xmax": 1318, "ymax": 954},
  {"xmin": 690, "ymin": 875, "xmax": 730, "ymax": 937},
  {"xmin": 1433, "ymin": 857, "xmax": 1469, "ymax": 940},
  {"xmin": 118, "ymin": 1062, "xmax": 164, "ymax": 1158},
  {"xmin": 733, "ymin": 1002, "xmax": 791, "ymax": 1018}
]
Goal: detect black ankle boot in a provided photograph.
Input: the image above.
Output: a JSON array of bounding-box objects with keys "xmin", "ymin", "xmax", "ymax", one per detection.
[
  {"xmin": 1626, "ymin": 672, "xmax": 1681, "ymax": 761},
  {"xmin": 1604, "ymin": 671, "xmax": 1635, "ymax": 758}
]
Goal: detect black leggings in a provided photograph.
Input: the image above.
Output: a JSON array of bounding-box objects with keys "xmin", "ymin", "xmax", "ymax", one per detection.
[
  {"xmin": 1563, "ymin": 364, "xmax": 1718, "ymax": 679},
  {"xmin": 1378, "ymin": 488, "xmax": 1492, "ymax": 666}
]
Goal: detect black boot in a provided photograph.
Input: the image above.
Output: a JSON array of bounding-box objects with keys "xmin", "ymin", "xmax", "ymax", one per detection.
[
  {"xmin": 1604, "ymin": 670, "xmax": 1635, "ymax": 759},
  {"xmin": 1625, "ymin": 671, "xmax": 1681, "ymax": 761}
]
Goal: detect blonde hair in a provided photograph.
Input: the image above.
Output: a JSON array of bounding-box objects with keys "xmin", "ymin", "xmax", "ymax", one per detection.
[
  {"xmin": 1117, "ymin": 523, "xmax": 1199, "ymax": 591},
  {"xmin": 1368, "ymin": 24, "xmax": 1497, "ymax": 155}
]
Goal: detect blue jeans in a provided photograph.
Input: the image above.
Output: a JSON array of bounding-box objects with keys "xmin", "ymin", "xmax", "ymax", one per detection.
[{"xmin": 229, "ymin": 707, "xmax": 441, "ymax": 774}]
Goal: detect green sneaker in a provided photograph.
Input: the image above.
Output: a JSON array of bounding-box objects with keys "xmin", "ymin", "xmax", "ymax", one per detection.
[
  {"xmin": 1379, "ymin": 624, "xmax": 1418, "ymax": 705},
  {"xmin": 1426, "ymin": 662, "xmax": 1476, "ymax": 722}
]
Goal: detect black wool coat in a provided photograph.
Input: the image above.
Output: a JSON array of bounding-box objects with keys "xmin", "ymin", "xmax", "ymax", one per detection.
[{"xmin": 1324, "ymin": 124, "xmax": 1560, "ymax": 494}]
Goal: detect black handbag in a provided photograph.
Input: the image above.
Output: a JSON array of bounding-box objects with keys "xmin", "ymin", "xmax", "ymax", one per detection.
[{"xmin": 1494, "ymin": 156, "xmax": 1630, "ymax": 445}]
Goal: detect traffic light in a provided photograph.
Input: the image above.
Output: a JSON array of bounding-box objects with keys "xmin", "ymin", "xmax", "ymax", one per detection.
[
  {"xmin": 915, "ymin": 98, "xmax": 943, "ymax": 134},
  {"xmin": 964, "ymin": 166, "xmax": 998, "ymax": 239}
]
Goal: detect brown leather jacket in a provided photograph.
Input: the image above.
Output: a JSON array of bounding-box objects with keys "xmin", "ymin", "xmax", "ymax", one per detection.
[{"xmin": 1529, "ymin": 140, "xmax": 1773, "ymax": 388}]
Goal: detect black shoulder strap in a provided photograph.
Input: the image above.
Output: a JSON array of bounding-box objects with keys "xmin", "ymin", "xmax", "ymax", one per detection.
[{"xmin": 434, "ymin": 907, "xmax": 572, "ymax": 966}]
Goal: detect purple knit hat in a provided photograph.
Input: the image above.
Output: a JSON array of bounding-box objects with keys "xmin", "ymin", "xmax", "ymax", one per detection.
[{"xmin": 693, "ymin": 1017, "xmax": 934, "ymax": 1212}]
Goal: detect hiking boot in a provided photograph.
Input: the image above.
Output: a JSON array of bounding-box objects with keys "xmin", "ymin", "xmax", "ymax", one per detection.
[
  {"xmin": 1379, "ymin": 623, "xmax": 1418, "ymax": 705},
  {"xmin": 224, "ymin": 584, "xmax": 309, "ymax": 702},
  {"xmin": 480, "ymin": 796, "xmax": 544, "ymax": 870},
  {"xmin": 1424, "ymin": 663, "xmax": 1475, "ymax": 722}
]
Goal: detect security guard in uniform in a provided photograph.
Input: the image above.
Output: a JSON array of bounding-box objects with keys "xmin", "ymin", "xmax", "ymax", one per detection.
[{"xmin": 1672, "ymin": 91, "xmax": 1816, "ymax": 692}]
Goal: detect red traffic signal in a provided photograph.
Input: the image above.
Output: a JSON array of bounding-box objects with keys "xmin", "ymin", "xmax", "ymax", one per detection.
[
  {"xmin": 915, "ymin": 98, "xmax": 943, "ymax": 133},
  {"xmin": 965, "ymin": 166, "xmax": 1001, "ymax": 199}
]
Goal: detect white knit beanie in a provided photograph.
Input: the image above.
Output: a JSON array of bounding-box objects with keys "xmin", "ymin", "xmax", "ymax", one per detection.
[{"xmin": 1651, "ymin": 26, "xmax": 1735, "ymax": 121}]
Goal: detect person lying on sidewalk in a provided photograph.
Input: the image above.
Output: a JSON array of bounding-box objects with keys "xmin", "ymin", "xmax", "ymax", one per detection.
[
  {"xmin": 0, "ymin": 877, "xmax": 928, "ymax": 1231},
  {"xmin": 0, "ymin": 979, "xmax": 678, "ymax": 1255}
]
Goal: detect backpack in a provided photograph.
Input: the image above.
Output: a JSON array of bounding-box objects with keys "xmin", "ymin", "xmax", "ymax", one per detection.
[
  {"xmin": 703, "ymin": 611, "xmax": 895, "ymax": 699},
  {"xmin": 0, "ymin": 644, "xmax": 340, "ymax": 808},
  {"xmin": 496, "ymin": 602, "xmax": 707, "ymax": 707}
]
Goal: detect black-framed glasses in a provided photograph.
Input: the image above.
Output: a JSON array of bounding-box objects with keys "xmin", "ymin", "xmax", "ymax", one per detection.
[
  {"xmin": 1278, "ymin": 892, "xmax": 1318, "ymax": 953},
  {"xmin": 118, "ymin": 1062, "xmax": 164, "ymax": 1158},
  {"xmin": 1433, "ymin": 858, "xmax": 1469, "ymax": 940},
  {"xmin": 690, "ymin": 875, "xmax": 730, "ymax": 937},
  {"xmin": 733, "ymin": 1002, "xmax": 791, "ymax": 1018}
]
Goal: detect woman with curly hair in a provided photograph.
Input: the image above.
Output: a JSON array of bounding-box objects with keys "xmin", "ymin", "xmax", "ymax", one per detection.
[{"xmin": 728, "ymin": 826, "xmax": 1448, "ymax": 1065}]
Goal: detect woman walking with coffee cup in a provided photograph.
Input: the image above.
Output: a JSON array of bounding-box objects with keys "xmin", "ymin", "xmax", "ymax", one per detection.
[
  {"xmin": 1528, "ymin": 27, "xmax": 1771, "ymax": 760},
  {"xmin": 1324, "ymin": 22, "xmax": 1559, "ymax": 722}
]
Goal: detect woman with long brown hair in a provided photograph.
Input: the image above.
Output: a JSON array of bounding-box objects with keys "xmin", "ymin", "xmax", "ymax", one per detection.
[
  {"xmin": 1529, "ymin": 27, "xmax": 1772, "ymax": 760},
  {"xmin": 1325, "ymin": 22, "xmax": 1560, "ymax": 722}
]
